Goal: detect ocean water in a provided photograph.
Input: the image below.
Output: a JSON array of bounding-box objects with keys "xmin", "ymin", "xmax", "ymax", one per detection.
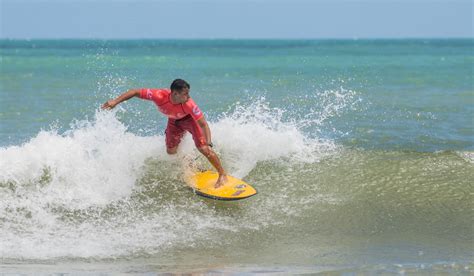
[{"xmin": 0, "ymin": 39, "xmax": 473, "ymax": 274}]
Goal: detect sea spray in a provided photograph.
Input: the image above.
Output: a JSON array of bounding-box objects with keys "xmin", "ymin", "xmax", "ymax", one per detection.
[{"xmin": 211, "ymin": 96, "xmax": 338, "ymax": 177}]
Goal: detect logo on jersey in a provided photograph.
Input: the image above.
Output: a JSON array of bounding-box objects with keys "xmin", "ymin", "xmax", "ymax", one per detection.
[
  {"xmin": 146, "ymin": 89, "xmax": 153, "ymax": 99},
  {"xmin": 192, "ymin": 106, "xmax": 202, "ymax": 116}
]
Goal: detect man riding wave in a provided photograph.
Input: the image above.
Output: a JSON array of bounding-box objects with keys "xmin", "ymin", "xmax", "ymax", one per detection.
[{"xmin": 102, "ymin": 79, "xmax": 227, "ymax": 188}]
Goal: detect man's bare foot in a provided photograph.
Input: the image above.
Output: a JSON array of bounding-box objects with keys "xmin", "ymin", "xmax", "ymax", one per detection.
[{"xmin": 214, "ymin": 174, "xmax": 228, "ymax": 188}]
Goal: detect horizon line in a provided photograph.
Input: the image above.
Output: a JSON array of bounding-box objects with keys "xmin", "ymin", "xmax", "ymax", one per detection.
[{"xmin": 1, "ymin": 37, "xmax": 473, "ymax": 41}]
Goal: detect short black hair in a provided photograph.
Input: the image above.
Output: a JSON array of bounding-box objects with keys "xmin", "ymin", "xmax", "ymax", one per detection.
[{"xmin": 170, "ymin": 79, "xmax": 190, "ymax": 91}]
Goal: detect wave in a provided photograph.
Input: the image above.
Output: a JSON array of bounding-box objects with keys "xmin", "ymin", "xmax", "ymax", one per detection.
[{"xmin": 1, "ymin": 92, "xmax": 471, "ymax": 262}]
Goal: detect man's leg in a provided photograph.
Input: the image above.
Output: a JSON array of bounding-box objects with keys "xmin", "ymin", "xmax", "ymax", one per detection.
[
  {"xmin": 178, "ymin": 116, "xmax": 228, "ymax": 188},
  {"xmin": 197, "ymin": 146, "xmax": 225, "ymax": 174},
  {"xmin": 197, "ymin": 146, "xmax": 228, "ymax": 188},
  {"xmin": 165, "ymin": 120, "xmax": 184, "ymax": 155},
  {"xmin": 184, "ymin": 117, "xmax": 227, "ymax": 187}
]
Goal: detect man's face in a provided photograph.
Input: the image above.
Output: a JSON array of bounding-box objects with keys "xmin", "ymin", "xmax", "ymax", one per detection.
[{"xmin": 174, "ymin": 87, "xmax": 190, "ymax": 103}]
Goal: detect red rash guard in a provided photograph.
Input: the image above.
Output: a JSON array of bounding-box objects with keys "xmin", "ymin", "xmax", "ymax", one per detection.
[
  {"xmin": 139, "ymin": 88, "xmax": 207, "ymax": 149},
  {"xmin": 139, "ymin": 88, "xmax": 203, "ymax": 120}
]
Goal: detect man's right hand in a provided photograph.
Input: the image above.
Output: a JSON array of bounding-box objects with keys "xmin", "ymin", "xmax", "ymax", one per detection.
[
  {"xmin": 101, "ymin": 89, "xmax": 140, "ymax": 110},
  {"xmin": 101, "ymin": 99, "xmax": 117, "ymax": 110}
]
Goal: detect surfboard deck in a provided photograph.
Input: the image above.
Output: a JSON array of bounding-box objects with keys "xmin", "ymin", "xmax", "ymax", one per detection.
[{"xmin": 185, "ymin": 171, "xmax": 257, "ymax": 200}]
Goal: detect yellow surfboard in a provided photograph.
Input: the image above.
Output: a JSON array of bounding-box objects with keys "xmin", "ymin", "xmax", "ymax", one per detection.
[{"xmin": 185, "ymin": 171, "xmax": 257, "ymax": 200}]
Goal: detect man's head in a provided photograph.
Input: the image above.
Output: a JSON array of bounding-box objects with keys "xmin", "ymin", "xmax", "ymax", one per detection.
[{"xmin": 170, "ymin": 79, "xmax": 190, "ymax": 103}]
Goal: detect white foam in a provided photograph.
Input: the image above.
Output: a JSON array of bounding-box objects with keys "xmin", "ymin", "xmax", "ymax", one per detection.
[
  {"xmin": 210, "ymin": 97, "xmax": 336, "ymax": 177},
  {"xmin": 455, "ymin": 151, "xmax": 474, "ymax": 164},
  {"xmin": 1, "ymin": 110, "xmax": 162, "ymax": 208}
]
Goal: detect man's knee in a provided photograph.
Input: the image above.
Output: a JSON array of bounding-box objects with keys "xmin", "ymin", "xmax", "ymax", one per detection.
[
  {"xmin": 167, "ymin": 147, "xmax": 178, "ymax": 155},
  {"xmin": 197, "ymin": 146, "xmax": 211, "ymax": 157}
]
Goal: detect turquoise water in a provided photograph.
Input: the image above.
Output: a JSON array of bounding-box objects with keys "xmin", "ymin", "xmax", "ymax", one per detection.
[
  {"xmin": 0, "ymin": 39, "xmax": 473, "ymax": 274},
  {"xmin": 1, "ymin": 39, "xmax": 473, "ymax": 150}
]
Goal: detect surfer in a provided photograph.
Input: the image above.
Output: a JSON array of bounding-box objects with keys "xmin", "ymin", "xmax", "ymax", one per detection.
[{"xmin": 102, "ymin": 79, "xmax": 228, "ymax": 188}]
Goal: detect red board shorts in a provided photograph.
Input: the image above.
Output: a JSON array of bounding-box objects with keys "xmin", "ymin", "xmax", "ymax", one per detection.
[{"xmin": 165, "ymin": 115, "xmax": 207, "ymax": 149}]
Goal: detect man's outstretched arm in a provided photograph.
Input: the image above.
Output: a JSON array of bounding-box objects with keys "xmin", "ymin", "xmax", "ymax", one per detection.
[{"xmin": 101, "ymin": 89, "xmax": 141, "ymax": 110}]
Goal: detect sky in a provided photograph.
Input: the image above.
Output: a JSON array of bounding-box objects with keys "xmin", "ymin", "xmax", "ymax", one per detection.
[{"xmin": 0, "ymin": 0, "xmax": 472, "ymax": 39}]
